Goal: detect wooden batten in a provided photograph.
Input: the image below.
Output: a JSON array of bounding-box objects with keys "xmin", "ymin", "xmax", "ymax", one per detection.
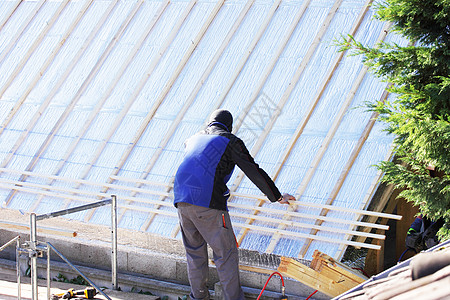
[
  {"xmin": 0, "ymin": 0, "xmax": 23, "ymax": 34},
  {"xmin": 0, "ymin": 221, "xmax": 77, "ymax": 238},
  {"xmin": 278, "ymin": 250, "xmax": 367, "ymax": 298},
  {"xmin": 103, "ymin": 0, "xmax": 198, "ymax": 189},
  {"xmin": 208, "ymin": 0, "xmax": 282, "ymax": 114}
]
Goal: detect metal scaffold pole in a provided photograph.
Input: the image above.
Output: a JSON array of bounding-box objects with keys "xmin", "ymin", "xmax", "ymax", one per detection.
[
  {"xmin": 111, "ymin": 195, "xmax": 118, "ymax": 290},
  {"xmin": 30, "ymin": 213, "xmax": 38, "ymax": 300}
]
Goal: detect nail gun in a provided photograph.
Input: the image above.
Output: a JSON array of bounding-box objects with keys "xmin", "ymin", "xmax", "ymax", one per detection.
[{"xmin": 51, "ymin": 287, "xmax": 96, "ymax": 299}]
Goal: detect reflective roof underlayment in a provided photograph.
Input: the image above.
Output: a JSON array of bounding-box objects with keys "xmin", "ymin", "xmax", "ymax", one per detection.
[{"xmin": 0, "ymin": 0, "xmax": 405, "ymax": 260}]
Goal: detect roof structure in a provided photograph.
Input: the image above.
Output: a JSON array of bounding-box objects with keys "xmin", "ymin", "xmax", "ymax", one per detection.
[
  {"xmin": 0, "ymin": 0, "xmax": 405, "ymax": 261},
  {"xmin": 334, "ymin": 239, "xmax": 450, "ymax": 300}
]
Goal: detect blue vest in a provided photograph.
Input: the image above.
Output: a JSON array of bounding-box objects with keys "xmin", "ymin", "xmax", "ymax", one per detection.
[{"xmin": 174, "ymin": 133, "xmax": 233, "ymax": 209}]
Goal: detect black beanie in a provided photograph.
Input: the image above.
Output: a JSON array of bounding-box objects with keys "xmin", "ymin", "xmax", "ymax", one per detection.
[{"xmin": 208, "ymin": 109, "xmax": 233, "ymax": 132}]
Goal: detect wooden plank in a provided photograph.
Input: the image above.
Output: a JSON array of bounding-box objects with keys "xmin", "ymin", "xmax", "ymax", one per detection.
[
  {"xmin": 0, "ymin": 221, "xmax": 77, "ymax": 238},
  {"xmin": 262, "ymin": 0, "xmax": 346, "ymax": 253},
  {"xmin": 0, "ymin": 181, "xmax": 379, "ymax": 249},
  {"xmin": 232, "ymin": 0, "xmax": 311, "ymax": 133},
  {"xmin": 229, "ymin": 202, "xmax": 389, "ymax": 230},
  {"xmin": 231, "ymin": 0, "xmax": 311, "ymax": 246},
  {"xmin": 230, "ymin": 223, "xmax": 380, "ymax": 250},
  {"xmin": 0, "ymin": 177, "xmax": 384, "ymax": 239},
  {"xmin": 0, "ymin": 0, "xmax": 70, "ymax": 100},
  {"xmin": 230, "ymin": 211, "xmax": 385, "ymax": 240},
  {"xmin": 138, "ymin": 0, "xmax": 254, "ymax": 234},
  {"xmin": 278, "ymin": 255, "xmax": 363, "ymax": 297},
  {"xmin": 0, "ymin": 0, "xmax": 45, "ymax": 68},
  {"xmin": 0, "ymin": 168, "xmax": 395, "ymax": 230},
  {"xmin": 231, "ymin": 193, "xmax": 401, "ymax": 219},
  {"xmin": 104, "ymin": 0, "xmax": 198, "ymax": 184},
  {"xmin": 0, "ymin": 0, "xmax": 24, "ymax": 34},
  {"xmin": 2, "ymin": 0, "xmax": 142, "ymax": 207},
  {"xmin": 207, "ymin": 0, "xmax": 282, "ymax": 114},
  {"xmin": 271, "ymin": 0, "xmax": 373, "ymax": 182},
  {"xmin": 271, "ymin": 19, "xmax": 392, "ymax": 258},
  {"xmin": 100, "ymin": 0, "xmax": 225, "ymax": 225},
  {"xmin": 1, "ymin": 0, "xmax": 95, "ymax": 166},
  {"xmin": 108, "ymin": 176, "xmax": 402, "ymax": 219}
]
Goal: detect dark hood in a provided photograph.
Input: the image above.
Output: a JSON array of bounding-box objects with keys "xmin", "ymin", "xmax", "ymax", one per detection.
[{"xmin": 208, "ymin": 109, "xmax": 233, "ymax": 132}]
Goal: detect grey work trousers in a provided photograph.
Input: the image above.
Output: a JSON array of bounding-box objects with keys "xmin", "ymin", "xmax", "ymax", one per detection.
[{"xmin": 177, "ymin": 202, "xmax": 245, "ymax": 300}]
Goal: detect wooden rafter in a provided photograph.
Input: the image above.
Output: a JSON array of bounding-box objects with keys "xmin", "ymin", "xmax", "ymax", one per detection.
[
  {"xmin": 60, "ymin": 0, "xmax": 171, "ymax": 222},
  {"xmin": 0, "ymin": 0, "xmax": 70, "ymax": 100},
  {"xmin": 266, "ymin": 0, "xmax": 378, "ymax": 251},
  {"xmin": 0, "ymin": 0, "xmax": 52, "ymax": 134},
  {"xmin": 1, "ymin": 0, "xmax": 95, "ymax": 168},
  {"xmin": 0, "ymin": 0, "xmax": 23, "ymax": 33},
  {"xmin": 95, "ymin": 0, "xmax": 198, "ymax": 195},
  {"xmin": 231, "ymin": 0, "xmax": 312, "ymax": 245},
  {"xmin": 331, "ymin": 87, "xmax": 393, "ymax": 260},
  {"xmin": 0, "ymin": 0, "xmax": 403, "ymax": 261},
  {"xmin": 90, "ymin": 0, "xmax": 223, "ymax": 225},
  {"xmin": 102, "ymin": 0, "xmax": 206, "ymax": 187},
  {"xmin": 206, "ymin": 0, "xmax": 282, "ymax": 114},
  {"xmin": 231, "ymin": 0, "xmax": 311, "ymax": 133},
  {"xmin": 235, "ymin": 0, "xmax": 345, "ymax": 250},
  {"xmin": 296, "ymin": 21, "xmax": 392, "ymax": 258},
  {"xmin": 136, "ymin": 0, "xmax": 255, "ymax": 232},
  {"xmin": 271, "ymin": 0, "xmax": 373, "ymax": 181},
  {"xmin": 2, "ymin": 0, "xmax": 143, "ymax": 207},
  {"xmin": 0, "ymin": 0, "xmax": 45, "ymax": 69}
]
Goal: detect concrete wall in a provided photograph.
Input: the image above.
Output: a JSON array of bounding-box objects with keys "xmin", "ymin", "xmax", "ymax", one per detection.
[{"xmin": 0, "ymin": 208, "xmax": 329, "ymax": 299}]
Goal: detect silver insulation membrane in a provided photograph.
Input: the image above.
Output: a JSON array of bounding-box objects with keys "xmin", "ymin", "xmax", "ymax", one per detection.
[{"xmin": 0, "ymin": 0, "xmax": 406, "ymax": 260}]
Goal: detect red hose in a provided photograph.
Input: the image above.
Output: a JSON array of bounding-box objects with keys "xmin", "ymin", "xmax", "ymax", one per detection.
[
  {"xmin": 257, "ymin": 271, "xmax": 285, "ymax": 300},
  {"xmin": 305, "ymin": 289, "xmax": 318, "ymax": 300}
]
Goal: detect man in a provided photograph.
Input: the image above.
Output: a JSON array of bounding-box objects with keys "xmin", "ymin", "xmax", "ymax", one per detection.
[{"xmin": 174, "ymin": 109, "xmax": 295, "ymax": 300}]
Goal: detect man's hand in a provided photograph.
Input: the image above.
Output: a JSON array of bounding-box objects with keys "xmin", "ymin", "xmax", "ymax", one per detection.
[{"xmin": 278, "ymin": 193, "xmax": 296, "ymax": 204}]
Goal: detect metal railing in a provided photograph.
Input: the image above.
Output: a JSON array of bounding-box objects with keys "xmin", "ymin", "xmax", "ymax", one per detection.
[
  {"xmin": 16, "ymin": 195, "xmax": 118, "ymax": 300},
  {"xmin": 0, "ymin": 235, "xmax": 22, "ymax": 299}
]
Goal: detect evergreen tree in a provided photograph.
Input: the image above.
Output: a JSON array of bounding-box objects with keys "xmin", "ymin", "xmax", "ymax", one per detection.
[{"xmin": 340, "ymin": 0, "xmax": 450, "ymax": 239}]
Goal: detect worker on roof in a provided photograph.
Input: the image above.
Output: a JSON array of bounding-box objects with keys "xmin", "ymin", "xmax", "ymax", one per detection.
[{"xmin": 174, "ymin": 109, "xmax": 295, "ymax": 300}]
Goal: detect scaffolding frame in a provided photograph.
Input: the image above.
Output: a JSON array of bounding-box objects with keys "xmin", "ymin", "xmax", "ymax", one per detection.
[{"xmin": 11, "ymin": 196, "xmax": 118, "ymax": 300}]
